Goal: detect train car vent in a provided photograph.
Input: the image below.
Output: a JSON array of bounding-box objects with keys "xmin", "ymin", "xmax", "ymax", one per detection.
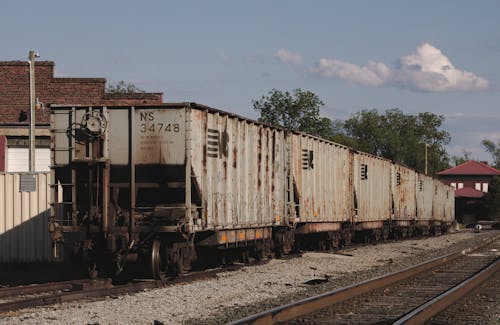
[
  {"xmin": 207, "ymin": 128, "xmax": 220, "ymax": 158},
  {"xmin": 302, "ymin": 149, "xmax": 314, "ymax": 170},
  {"xmin": 361, "ymin": 164, "xmax": 368, "ymax": 180}
]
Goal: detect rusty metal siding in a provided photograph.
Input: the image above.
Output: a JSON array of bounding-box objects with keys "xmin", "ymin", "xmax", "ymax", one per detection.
[
  {"xmin": 290, "ymin": 134, "xmax": 350, "ymax": 223},
  {"xmin": 432, "ymin": 180, "xmax": 452, "ymax": 222},
  {"xmin": 416, "ymin": 173, "xmax": 433, "ymax": 221},
  {"xmin": 445, "ymin": 185, "xmax": 455, "ymax": 222},
  {"xmin": 190, "ymin": 109, "xmax": 287, "ymax": 229},
  {"xmin": 352, "ymin": 152, "xmax": 392, "ymax": 222},
  {"xmin": 0, "ymin": 173, "xmax": 52, "ymax": 263},
  {"xmin": 432, "ymin": 180, "xmax": 444, "ymax": 222},
  {"xmin": 391, "ymin": 164, "xmax": 417, "ymax": 221}
]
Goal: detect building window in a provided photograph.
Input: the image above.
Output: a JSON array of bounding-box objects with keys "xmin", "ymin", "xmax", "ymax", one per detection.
[
  {"xmin": 458, "ymin": 183, "xmax": 464, "ymax": 189},
  {"xmin": 483, "ymin": 183, "xmax": 488, "ymax": 193},
  {"xmin": 451, "ymin": 182, "xmax": 456, "ymax": 188},
  {"xmin": 475, "ymin": 183, "xmax": 481, "ymax": 191}
]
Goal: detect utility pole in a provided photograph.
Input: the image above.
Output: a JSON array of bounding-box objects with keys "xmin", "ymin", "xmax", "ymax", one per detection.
[
  {"xmin": 424, "ymin": 143, "xmax": 428, "ymax": 175},
  {"xmin": 28, "ymin": 50, "xmax": 39, "ymax": 172}
]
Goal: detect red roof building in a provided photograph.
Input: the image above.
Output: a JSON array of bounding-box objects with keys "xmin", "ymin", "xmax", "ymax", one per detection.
[
  {"xmin": 438, "ymin": 160, "xmax": 500, "ymax": 197},
  {"xmin": 438, "ymin": 160, "xmax": 499, "ymax": 224}
]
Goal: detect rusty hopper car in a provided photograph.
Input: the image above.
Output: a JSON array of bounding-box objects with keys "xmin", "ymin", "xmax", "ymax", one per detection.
[
  {"xmin": 432, "ymin": 179, "xmax": 455, "ymax": 233},
  {"xmin": 50, "ymin": 103, "xmax": 290, "ymax": 279},
  {"xmin": 391, "ymin": 164, "xmax": 417, "ymax": 238},
  {"xmin": 289, "ymin": 132, "xmax": 351, "ymax": 249},
  {"xmin": 49, "ymin": 102, "xmax": 454, "ymax": 279},
  {"xmin": 415, "ymin": 173, "xmax": 434, "ymax": 235},
  {"xmin": 351, "ymin": 151, "xmax": 392, "ymax": 241}
]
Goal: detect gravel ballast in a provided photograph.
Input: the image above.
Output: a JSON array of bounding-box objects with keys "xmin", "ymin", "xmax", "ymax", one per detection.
[{"xmin": 1, "ymin": 230, "xmax": 498, "ymax": 325}]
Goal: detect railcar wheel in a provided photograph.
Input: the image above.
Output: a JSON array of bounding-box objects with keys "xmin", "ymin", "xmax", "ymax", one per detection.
[{"xmin": 151, "ymin": 239, "xmax": 167, "ymax": 281}]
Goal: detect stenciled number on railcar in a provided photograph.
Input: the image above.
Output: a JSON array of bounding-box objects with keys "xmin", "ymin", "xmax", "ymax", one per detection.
[
  {"xmin": 139, "ymin": 123, "xmax": 180, "ymax": 133},
  {"xmin": 139, "ymin": 111, "xmax": 179, "ymax": 133}
]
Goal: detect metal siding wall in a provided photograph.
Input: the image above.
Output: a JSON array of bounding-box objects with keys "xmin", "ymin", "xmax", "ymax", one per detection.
[
  {"xmin": 433, "ymin": 180, "xmax": 447, "ymax": 222},
  {"xmin": 190, "ymin": 109, "xmax": 286, "ymax": 230},
  {"xmin": 292, "ymin": 134, "xmax": 350, "ymax": 223},
  {"xmin": 392, "ymin": 164, "xmax": 417, "ymax": 221},
  {"xmin": 416, "ymin": 174, "xmax": 434, "ymax": 221},
  {"xmin": 0, "ymin": 173, "xmax": 51, "ymax": 263},
  {"xmin": 353, "ymin": 153, "xmax": 391, "ymax": 222}
]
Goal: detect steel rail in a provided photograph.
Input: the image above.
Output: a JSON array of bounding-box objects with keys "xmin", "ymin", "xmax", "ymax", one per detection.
[
  {"xmin": 0, "ymin": 280, "xmax": 161, "ymax": 313},
  {"xmin": 0, "ymin": 264, "xmax": 244, "ymax": 314},
  {"xmin": 0, "ymin": 278, "xmax": 110, "ymax": 299},
  {"xmin": 229, "ymin": 233, "xmax": 500, "ymax": 325},
  {"xmin": 393, "ymin": 257, "xmax": 499, "ymax": 325}
]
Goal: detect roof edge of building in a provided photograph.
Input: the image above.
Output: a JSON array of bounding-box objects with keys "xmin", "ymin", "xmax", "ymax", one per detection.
[{"xmin": 0, "ymin": 61, "xmax": 55, "ymax": 66}]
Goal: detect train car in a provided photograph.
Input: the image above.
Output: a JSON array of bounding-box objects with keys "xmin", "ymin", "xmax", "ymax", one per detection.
[
  {"xmin": 351, "ymin": 151, "xmax": 392, "ymax": 241},
  {"xmin": 391, "ymin": 163, "xmax": 417, "ymax": 237},
  {"xmin": 48, "ymin": 102, "xmax": 455, "ymax": 279},
  {"xmin": 289, "ymin": 132, "xmax": 351, "ymax": 249},
  {"xmin": 50, "ymin": 103, "xmax": 290, "ymax": 279},
  {"xmin": 415, "ymin": 173, "xmax": 434, "ymax": 235},
  {"xmin": 444, "ymin": 183, "xmax": 455, "ymax": 230},
  {"xmin": 432, "ymin": 180, "xmax": 455, "ymax": 234}
]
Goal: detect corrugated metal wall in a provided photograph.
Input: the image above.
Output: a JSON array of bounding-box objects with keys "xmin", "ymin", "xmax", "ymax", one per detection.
[
  {"xmin": 432, "ymin": 180, "xmax": 445, "ymax": 222},
  {"xmin": 352, "ymin": 152, "xmax": 392, "ymax": 222},
  {"xmin": 391, "ymin": 164, "xmax": 417, "ymax": 221},
  {"xmin": 416, "ymin": 174, "xmax": 434, "ymax": 221},
  {"xmin": 190, "ymin": 109, "xmax": 287, "ymax": 229},
  {"xmin": 291, "ymin": 134, "xmax": 351, "ymax": 223},
  {"xmin": 0, "ymin": 173, "xmax": 52, "ymax": 263}
]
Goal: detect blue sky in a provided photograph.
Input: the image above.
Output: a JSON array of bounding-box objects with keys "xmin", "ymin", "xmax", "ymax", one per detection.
[{"xmin": 1, "ymin": 1, "xmax": 499, "ymax": 163}]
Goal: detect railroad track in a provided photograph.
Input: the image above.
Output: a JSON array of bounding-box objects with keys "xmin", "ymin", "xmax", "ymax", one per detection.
[
  {"xmin": 0, "ymin": 264, "xmax": 245, "ymax": 315},
  {"xmin": 230, "ymin": 233, "xmax": 500, "ymax": 324}
]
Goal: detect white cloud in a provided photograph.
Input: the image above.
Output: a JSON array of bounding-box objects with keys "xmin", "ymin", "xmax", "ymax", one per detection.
[
  {"xmin": 274, "ymin": 48, "xmax": 303, "ymax": 66},
  {"xmin": 305, "ymin": 43, "xmax": 489, "ymax": 92},
  {"xmin": 311, "ymin": 59, "xmax": 391, "ymax": 87}
]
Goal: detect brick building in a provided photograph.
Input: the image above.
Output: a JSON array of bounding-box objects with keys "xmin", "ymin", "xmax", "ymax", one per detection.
[{"xmin": 0, "ymin": 61, "xmax": 163, "ymax": 171}]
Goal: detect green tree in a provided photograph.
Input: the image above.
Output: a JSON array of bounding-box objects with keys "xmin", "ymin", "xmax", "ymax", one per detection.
[
  {"xmin": 252, "ymin": 89, "xmax": 334, "ymax": 139},
  {"xmin": 106, "ymin": 81, "xmax": 145, "ymax": 94},
  {"xmin": 481, "ymin": 139, "xmax": 500, "ymax": 168},
  {"xmin": 342, "ymin": 108, "xmax": 450, "ymax": 175},
  {"xmin": 451, "ymin": 149, "xmax": 472, "ymax": 166},
  {"xmin": 482, "ymin": 175, "xmax": 500, "ymax": 221}
]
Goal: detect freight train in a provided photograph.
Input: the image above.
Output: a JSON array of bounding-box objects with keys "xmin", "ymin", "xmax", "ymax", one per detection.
[{"xmin": 48, "ymin": 103, "xmax": 455, "ymax": 279}]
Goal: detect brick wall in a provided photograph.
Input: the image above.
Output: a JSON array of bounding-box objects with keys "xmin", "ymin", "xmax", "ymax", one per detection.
[{"xmin": 0, "ymin": 61, "xmax": 163, "ymax": 124}]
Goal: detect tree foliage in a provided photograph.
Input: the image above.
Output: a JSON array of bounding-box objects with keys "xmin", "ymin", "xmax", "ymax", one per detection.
[
  {"xmin": 451, "ymin": 149, "xmax": 472, "ymax": 166},
  {"xmin": 252, "ymin": 89, "xmax": 334, "ymax": 139},
  {"xmin": 481, "ymin": 139, "xmax": 500, "ymax": 168},
  {"xmin": 106, "ymin": 81, "xmax": 145, "ymax": 94},
  {"xmin": 252, "ymin": 89, "xmax": 451, "ymax": 176},
  {"xmin": 341, "ymin": 108, "xmax": 450, "ymax": 175},
  {"xmin": 482, "ymin": 175, "xmax": 500, "ymax": 221}
]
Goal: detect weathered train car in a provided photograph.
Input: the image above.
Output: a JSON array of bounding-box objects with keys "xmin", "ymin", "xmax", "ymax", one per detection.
[
  {"xmin": 289, "ymin": 132, "xmax": 351, "ymax": 247},
  {"xmin": 48, "ymin": 102, "xmax": 455, "ymax": 278},
  {"xmin": 391, "ymin": 163, "xmax": 417, "ymax": 233},
  {"xmin": 432, "ymin": 180, "xmax": 455, "ymax": 233},
  {"xmin": 50, "ymin": 103, "xmax": 290, "ymax": 278},
  {"xmin": 444, "ymin": 183, "xmax": 455, "ymax": 228},
  {"xmin": 351, "ymin": 151, "xmax": 392, "ymax": 240},
  {"xmin": 415, "ymin": 173, "xmax": 434, "ymax": 234}
]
